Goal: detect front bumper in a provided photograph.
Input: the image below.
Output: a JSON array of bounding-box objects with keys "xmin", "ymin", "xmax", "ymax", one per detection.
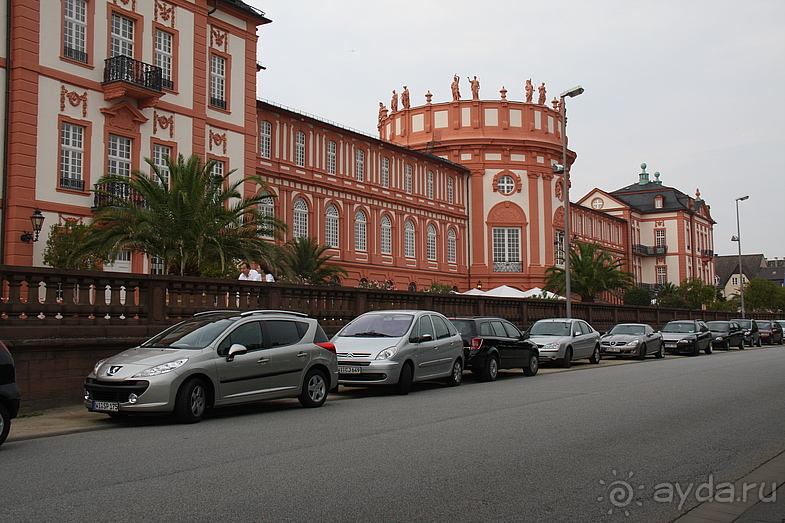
[
  {"xmin": 83, "ymin": 377, "xmax": 175, "ymax": 413},
  {"xmin": 337, "ymin": 359, "xmax": 402, "ymax": 386},
  {"xmin": 663, "ymin": 341, "xmax": 697, "ymax": 354},
  {"xmin": 0, "ymin": 382, "xmax": 21, "ymax": 419}
]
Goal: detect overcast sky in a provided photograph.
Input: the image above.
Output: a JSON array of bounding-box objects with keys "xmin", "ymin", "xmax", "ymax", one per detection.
[{"xmin": 247, "ymin": 0, "xmax": 785, "ymax": 262}]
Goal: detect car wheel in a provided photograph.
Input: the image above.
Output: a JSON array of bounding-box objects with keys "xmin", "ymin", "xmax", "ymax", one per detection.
[
  {"xmin": 757, "ymin": 336, "xmax": 762, "ymax": 347},
  {"xmin": 561, "ymin": 347, "xmax": 573, "ymax": 368},
  {"xmin": 298, "ymin": 368, "xmax": 328, "ymax": 408},
  {"xmin": 523, "ymin": 354, "xmax": 539, "ymax": 376},
  {"xmin": 394, "ymin": 362, "xmax": 413, "ymax": 395},
  {"xmin": 704, "ymin": 341, "xmax": 713, "ymax": 355},
  {"xmin": 174, "ymin": 377, "xmax": 208, "ymax": 424},
  {"xmin": 0, "ymin": 403, "xmax": 10, "ymax": 447},
  {"xmin": 446, "ymin": 359, "xmax": 463, "ymax": 387},
  {"xmin": 636, "ymin": 343, "xmax": 647, "ymax": 360},
  {"xmin": 739, "ymin": 338, "xmax": 745, "ymax": 350},
  {"xmin": 655, "ymin": 342, "xmax": 665, "ymax": 359},
  {"xmin": 481, "ymin": 355, "xmax": 499, "ymax": 382},
  {"xmin": 589, "ymin": 345, "xmax": 601, "ymax": 364}
]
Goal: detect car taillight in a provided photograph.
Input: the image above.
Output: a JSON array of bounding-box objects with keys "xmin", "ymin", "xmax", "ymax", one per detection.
[
  {"xmin": 316, "ymin": 342, "xmax": 336, "ymax": 354},
  {"xmin": 0, "ymin": 340, "xmax": 11, "ymax": 357},
  {"xmin": 471, "ymin": 338, "xmax": 483, "ymax": 350}
]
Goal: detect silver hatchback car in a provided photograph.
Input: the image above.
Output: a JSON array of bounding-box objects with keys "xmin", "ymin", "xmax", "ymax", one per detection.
[
  {"xmin": 84, "ymin": 310, "xmax": 338, "ymax": 423},
  {"xmin": 333, "ymin": 310, "xmax": 464, "ymax": 395},
  {"xmin": 526, "ymin": 318, "xmax": 601, "ymax": 368}
]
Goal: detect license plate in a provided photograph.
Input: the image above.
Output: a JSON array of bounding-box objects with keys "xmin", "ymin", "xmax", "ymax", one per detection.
[
  {"xmin": 604, "ymin": 347, "xmax": 620, "ymax": 353},
  {"xmin": 92, "ymin": 401, "xmax": 119, "ymax": 412},
  {"xmin": 338, "ymin": 366, "xmax": 361, "ymax": 374},
  {"xmin": 665, "ymin": 344, "xmax": 677, "ymax": 349}
]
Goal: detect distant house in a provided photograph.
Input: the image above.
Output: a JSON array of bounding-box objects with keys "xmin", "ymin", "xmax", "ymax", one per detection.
[{"xmin": 715, "ymin": 254, "xmax": 768, "ymax": 298}]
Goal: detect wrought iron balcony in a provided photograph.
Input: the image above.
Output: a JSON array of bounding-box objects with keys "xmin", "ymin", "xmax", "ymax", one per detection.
[
  {"xmin": 701, "ymin": 249, "xmax": 714, "ymax": 259},
  {"xmin": 493, "ymin": 261, "xmax": 523, "ymax": 273},
  {"xmin": 93, "ymin": 181, "xmax": 147, "ymax": 209},
  {"xmin": 59, "ymin": 177, "xmax": 85, "ymax": 191},
  {"xmin": 632, "ymin": 244, "xmax": 667, "ymax": 256},
  {"xmin": 64, "ymin": 46, "xmax": 88, "ymax": 63},
  {"xmin": 101, "ymin": 55, "xmax": 164, "ymax": 107}
]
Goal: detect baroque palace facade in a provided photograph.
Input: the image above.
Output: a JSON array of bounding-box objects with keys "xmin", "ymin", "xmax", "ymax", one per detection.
[{"xmin": 0, "ymin": 0, "xmax": 715, "ymax": 294}]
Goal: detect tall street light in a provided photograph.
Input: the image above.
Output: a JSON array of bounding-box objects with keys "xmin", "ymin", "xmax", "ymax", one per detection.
[
  {"xmin": 732, "ymin": 195, "xmax": 749, "ymax": 318},
  {"xmin": 554, "ymin": 85, "xmax": 584, "ymax": 319}
]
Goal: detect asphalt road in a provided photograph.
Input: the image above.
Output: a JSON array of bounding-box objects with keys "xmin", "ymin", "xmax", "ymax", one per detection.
[{"xmin": 2, "ymin": 347, "xmax": 785, "ymax": 522}]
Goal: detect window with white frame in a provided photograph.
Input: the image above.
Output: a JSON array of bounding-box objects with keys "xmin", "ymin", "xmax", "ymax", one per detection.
[
  {"xmin": 152, "ymin": 143, "xmax": 171, "ymax": 186},
  {"xmin": 210, "ymin": 159, "xmax": 224, "ymax": 178},
  {"xmin": 555, "ymin": 230, "xmax": 565, "ymax": 267},
  {"xmin": 380, "ymin": 215, "xmax": 392, "ymax": 255},
  {"xmin": 258, "ymin": 196, "xmax": 274, "ymax": 239},
  {"xmin": 354, "ymin": 210, "xmax": 367, "ymax": 251},
  {"xmin": 327, "ymin": 141, "xmax": 336, "ymax": 175},
  {"xmin": 426, "ymin": 224, "xmax": 437, "ymax": 260},
  {"xmin": 657, "ymin": 266, "xmax": 667, "ymax": 285},
  {"xmin": 295, "ymin": 131, "xmax": 306, "ymax": 167},
  {"xmin": 447, "ymin": 229, "xmax": 456, "ymax": 263},
  {"xmin": 110, "ymin": 13, "xmax": 134, "ymax": 58},
  {"xmin": 60, "ymin": 122, "xmax": 85, "ymax": 191},
  {"xmin": 63, "ymin": 0, "xmax": 88, "ymax": 63},
  {"xmin": 404, "ymin": 220, "xmax": 415, "ymax": 257},
  {"xmin": 293, "ymin": 198, "xmax": 308, "ymax": 238},
  {"xmin": 492, "ymin": 227, "xmax": 521, "ymax": 272},
  {"xmin": 355, "ymin": 149, "xmax": 365, "ymax": 181},
  {"xmin": 259, "ymin": 121, "xmax": 271, "ymax": 158},
  {"xmin": 447, "ymin": 177, "xmax": 454, "ymax": 204},
  {"xmin": 108, "ymin": 134, "xmax": 131, "ymax": 177},
  {"xmin": 655, "ymin": 229, "xmax": 666, "ymax": 247},
  {"xmin": 210, "ymin": 54, "xmax": 226, "ymax": 109},
  {"xmin": 325, "ymin": 204, "xmax": 339, "ymax": 248},
  {"xmin": 150, "ymin": 255, "xmax": 165, "ymax": 275},
  {"xmin": 381, "ymin": 157, "xmax": 389, "ymax": 188},
  {"xmin": 497, "ymin": 175, "xmax": 515, "ymax": 195},
  {"xmin": 405, "ymin": 164, "xmax": 412, "ymax": 194},
  {"xmin": 154, "ymin": 29, "xmax": 173, "ymax": 90},
  {"xmin": 427, "ymin": 171, "xmax": 434, "ymax": 199}
]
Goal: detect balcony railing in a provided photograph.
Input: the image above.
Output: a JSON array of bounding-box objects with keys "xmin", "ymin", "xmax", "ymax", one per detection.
[
  {"xmin": 93, "ymin": 181, "xmax": 147, "ymax": 208},
  {"xmin": 59, "ymin": 177, "xmax": 85, "ymax": 191},
  {"xmin": 493, "ymin": 261, "xmax": 523, "ymax": 273},
  {"xmin": 701, "ymin": 249, "xmax": 714, "ymax": 259},
  {"xmin": 632, "ymin": 244, "xmax": 668, "ymax": 256},
  {"xmin": 64, "ymin": 46, "xmax": 88, "ymax": 63},
  {"xmin": 103, "ymin": 55, "xmax": 163, "ymax": 92}
]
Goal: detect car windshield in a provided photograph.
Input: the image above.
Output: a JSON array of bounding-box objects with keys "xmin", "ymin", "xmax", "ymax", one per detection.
[
  {"xmin": 609, "ymin": 325, "xmax": 645, "ymax": 336},
  {"xmin": 707, "ymin": 322, "xmax": 730, "ymax": 332},
  {"xmin": 450, "ymin": 319, "xmax": 476, "ymax": 337},
  {"xmin": 757, "ymin": 321, "xmax": 771, "ymax": 329},
  {"xmin": 662, "ymin": 323, "xmax": 696, "ymax": 333},
  {"xmin": 339, "ymin": 314, "xmax": 414, "ymax": 338},
  {"xmin": 529, "ymin": 321, "xmax": 571, "ymax": 336},
  {"xmin": 736, "ymin": 320, "xmax": 752, "ymax": 329},
  {"xmin": 142, "ymin": 317, "xmax": 236, "ymax": 349}
]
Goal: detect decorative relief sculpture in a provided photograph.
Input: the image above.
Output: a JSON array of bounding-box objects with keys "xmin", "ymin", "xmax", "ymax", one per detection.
[
  {"xmin": 525, "ymin": 79, "xmax": 534, "ymax": 103},
  {"xmin": 451, "ymin": 74, "xmax": 461, "ymax": 101},
  {"xmin": 401, "ymin": 86, "xmax": 410, "ymax": 109},
  {"xmin": 467, "ymin": 76, "xmax": 480, "ymax": 100},
  {"xmin": 552, "ymin": 98, "xmax": 561, "ymax": 111},
  {"xmin": 209, "ymin": 129, "xmax": 227, "ymax": 154},
  {"xmin": 154, "ymin": 0, "xmax": 175, "ymax": 27},
  {"xmin": 60, "ymin": 86, "xmax": 88, "ymax": 117},
  {"xmin": 153, "ymin": 111, "xmax": 175, "ymax": 139},
  {"xmin": 538, "ymin": 82, "xmax": 547, "ymax": 105}
]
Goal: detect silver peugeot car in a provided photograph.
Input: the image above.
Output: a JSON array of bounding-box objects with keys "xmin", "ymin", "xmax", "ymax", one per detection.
[
  {"xmin": 84, "ymin": 310, "xmax": 338, "ymax": 423},
  {"xmin": 525, "ymin": 318, "xmax": 601, "ymax": 368},
  {"xmin": 333, "ymin": 310, "xmax": 464, "ymax": 395}
]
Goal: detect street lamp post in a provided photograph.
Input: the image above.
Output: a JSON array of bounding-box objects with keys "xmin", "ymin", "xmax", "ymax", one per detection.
[
  {"xmin": 733, "ymin": 195, "xmax": 749, "ymax": 318},
  {"xmin": 554, "ymin": 85, "xmax": 584, "ymax": 319}
]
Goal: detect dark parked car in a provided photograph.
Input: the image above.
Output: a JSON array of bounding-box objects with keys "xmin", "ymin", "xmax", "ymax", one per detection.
[
  {"xmin": 732, "ymin": 319, "xmax": 761, "ymax": 347},
  {"xmin": 755, "ymin": 320, "xmax": 783, "ymax": 345},
  {"xmin": 706, "ymin": 321, "xmax": 745, "ymax": 350},
  {"xmin": 448, "ymin": 317, "xmax": 539, "ymax": 381},
  {"xmin": 661, "ymin": 320, "xmax": 712, "ymax": 356},
  {"xmin": 1, "ymin": 340, "xmax": 22, "ymax": 447},
  {"xmin": 600, "ymin": 323, "xmax": 664, "ymax": 359}
]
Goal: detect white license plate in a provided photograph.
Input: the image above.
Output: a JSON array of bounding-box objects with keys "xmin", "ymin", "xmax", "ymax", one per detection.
[
  {"xmin": 92, "ymin": 401, "xmax": 119, "ymax": 412},
  {"xmin": 338, "ymin": 366, "xmax": 361, "ymax": 374},
  {"xmin": 604, "ymin": 347, "xmax": 620, "ymax": 353},
  {"xmin": 665, "ymin": 344, "xmax": 677, "ymax": 349}
]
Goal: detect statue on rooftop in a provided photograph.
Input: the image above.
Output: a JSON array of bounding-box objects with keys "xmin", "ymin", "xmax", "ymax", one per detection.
[
  {"xmin": 451, "ymin": 74, "xmax": 461, "ymax": 101},
  {"xmin": 525, "ymin": 79, "xmax": 534, "ymax": 103},
  {"xmin": 390, "ymin": 90, "xmax": 398, "ymax": 112},
  {"xmin": 467, "ymin": 76, "xmax": 480, "ymax": 100},
  {"xmin": 378, "ymin": 102, "xmax": 388, "ymax": 123},
  {"xmin": 401, "ymin": 86, "xmax": 410, "ymax": 109},
  {"xmin": 538, "ymin": 82, "xmax": 546, "ymax": 105}
]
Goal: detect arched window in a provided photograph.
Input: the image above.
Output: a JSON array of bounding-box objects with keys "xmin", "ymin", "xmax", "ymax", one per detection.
[
  {"xmin": 295, "ymin": 131, "xmax": 306, "ymax": 167},
  {"xmin": 405, "ymin": 164, "xmax": 412, "ymax": 194},
  {"xmin": 447, "ymin": 228, "xmax": 457, "ymax": 263},
  {"xmin": 355, "ymin": 149, "xmax": 365, "ymax": 181},
  {"xmin": 380, "ymin": 215, "xmax": 392, "ymax": 255},
  {"xmin": 293, "ymin": 197, "xmax": 308, "ymax": 238},
  {"xmin": 327, "ymin": 140, "xmax": 336, "ymax": 175},
  {"xmin": 381, "ymin": 157, "xmax": 390, "ymax": 188},
  {"xmin": 325, "ymin": 204, "xmax": 339, "ymax": 248},
  {"xmin": 427, "ymin": 224, "xmax": 437, "ymax": 260},
  {"xmin": 354, "ymin": 209, "xmax": 367, "ymax": 251},
  {"xmin": 258, "ymin": 195, "xmax": 275, "ymax": 239},
  {"xmin": 404, "ymin": 220, "xmax": 415, "ymax": 258},
  {"xmin": 259, "ymin": 121, "xmax": 272, "ymax": 158}
]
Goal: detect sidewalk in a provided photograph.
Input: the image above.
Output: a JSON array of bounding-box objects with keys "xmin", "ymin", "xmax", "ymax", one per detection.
[{"xmin": 6, "ymin": 404, "xmax": 113, "ymax": 442}]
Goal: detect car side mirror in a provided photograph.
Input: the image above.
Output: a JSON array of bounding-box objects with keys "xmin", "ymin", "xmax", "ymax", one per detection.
[
  {"xmin": 419, "ymin": 333, "xmax": 433, "ymax": 343},
  {"xmin": 574, "ymin": 331, "xmax": 581, "ymax": 337},
  {"xmin": 227, "ymin": 343, "xmax": 247, "ymax": 362}
]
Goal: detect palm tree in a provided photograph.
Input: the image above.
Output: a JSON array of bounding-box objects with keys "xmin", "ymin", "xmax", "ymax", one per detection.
[
  {"xmin": 276, "ymin": 237, "xmax": 348, "ymax": 285},
  {"xmin": 85, "ymin": 154, "xmax": 284, "ymax": 276},
  {"xmin": 544, "ymin": 242, "xmax": 635, "ymax": 302}
]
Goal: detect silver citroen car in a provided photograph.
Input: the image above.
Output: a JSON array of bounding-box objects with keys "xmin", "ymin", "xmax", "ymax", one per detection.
[
  {"xmin": 333, "ymin": 310, "xmax": 464, "ymax": 395},
  {"xmin": 84, "ymin": 310, "xmax": 338, "ymax": 423}
]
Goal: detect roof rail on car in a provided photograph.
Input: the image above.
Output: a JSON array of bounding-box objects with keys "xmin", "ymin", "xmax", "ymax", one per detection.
[
  {"xmin": 240, "ymin": 310, "xmax": 308, "ymax": 317},
  {"xmin": 194, "ymin": 310, "xmax": 240, "ymax": 316}
]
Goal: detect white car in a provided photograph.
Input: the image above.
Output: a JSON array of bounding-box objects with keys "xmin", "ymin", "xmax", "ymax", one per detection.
[
  {"xmin": 333, "ymin": 310, "xmax": 464, "ymax": 395},
  {"xmin": 525, "ymin": 318, "xmax": 601, "ymax": 368}
]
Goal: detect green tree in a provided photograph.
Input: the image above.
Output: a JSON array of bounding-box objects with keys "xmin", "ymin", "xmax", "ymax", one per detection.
[
  {"xmin": 623, "ymin": 285, "xmax": 652, "ymax": 306},
  {"xmin": 276, "ymin": 237, "xmax": 347, "ymax": 285},
  {"xmin": 84, "ymin": 154, "xmax": 284, "ymax": 276},
  {"xmin": 43, "ymin": 220, "xmax": 107, "ymax": 270},
  {"xmin": 675, "ymin": 277, "xmax": 716, "ymax": 310},
  {"xmin": 744, "ymin": 278, "xmax": 785, "ymax": 312},
  {"xmin": 544, "ymin": 242, "xmax": 635, "ymax": 302}
]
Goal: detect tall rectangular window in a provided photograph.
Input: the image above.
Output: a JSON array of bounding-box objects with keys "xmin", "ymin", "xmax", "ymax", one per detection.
[
  {"xmin": 655, "ymin": 229, "xmax": 666, "ymax": 247},
  {"xmin": 63, "ymin": 0, "xmax": 88, "ymax": 63},
  {"xmin": 380, "ymin": 216, "xmax": 392, "ymax": 255},
  {"xmin": 447, "ymin": 229, "xmax": 456, "ymax": 264},
  {"xmin": 327, "ymin": 141, "xmax": 336, "ymax": 175},
  {"xmin": 108, "ymin": 134, "xmax": 132, "ymax": 199},
  {"xmin": 555, "ymin": 230, "xmax": 565, "ymax": 267},
  {"xmin": 427, "ymin": 171, "xmax": 434, "ymax": 199},
  {"xmin": 381, "ymin": 157, "xmax": 389, "ymax": 188},
  {"xmin": 355, "ymin": 150, "xmax": 364, "ymax": 181},
  {"xmin": 258, "ymin": 196, "xmax": 275, "ymax": 239},
  {"xmin": 210, "ymin": 159, "xmax": 224, "ymax": 178},
  {"xmin": 404, "ymin": 221, "xmax": 415, "ymax": 258},
  {"xmin": 354, "ymin": 210, "xmax": 367, "ymax": 251},
  {"xmin": 492, "ymin": 227, "xmax": 521, "ymax": 272},
  {"xmin": 447, "ymin": 177, "xmax": 454, "ymax": 204},
  {"xmin": 295, "ymin": 131, "xmax": 306, "ymax": 167},
  {"xmin": 325, "ymin": 204, "xmax": 339, "ymax": 248},
  {"xmin": 152, "ymin": 144, "xmax": 171, "ymax": 186},
  {"xmin": 154, "ymin": 29, "xmax": 174, "ymax": 90},
  {"xmin": 210, "ymin": 54, "xmax": 226, "ymax": 109},
  {"xmin": 110, "ymin": 13, "xmax": 134, "ymax": 58},
  {"xmin": 405, "ymin": 165, "xmax": 412, "ymax": 194},
  {"xmin": 60, "ymin": 122, "xmax": 85, "ymax": 191},
  {"xmin": 426, "ymin": 225, "xmax": 437, "ymax": 260},
  {"xmin": 657, "ymin": 266, "xmax": 667, "ymax": 285},
  {"xmin": 260, "ymin": 121, "xmax": 272, "ymax": 158}
]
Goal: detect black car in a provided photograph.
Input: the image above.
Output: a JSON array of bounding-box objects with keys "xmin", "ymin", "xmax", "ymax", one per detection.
[
  {"xmin": 755, "ymin": 320, "xmax": 783, "ymax": 345},
  {"xmin": 660, "ymin": 320, "xmax": 713, "ymax": 356},
  {"xmin": 448, "ymin": 317, "xmax": 539, "ymax": 381},
  {"xmin": 1, "ymin": 340, "xmax": 22, "ymax": 447},
  {"xmin": 706, "ymin": 321, "xmax": 745, "ymax": 350},
  {"xmin": 732, "ymin": 319, "xmax": 762, "ymax": 347}
]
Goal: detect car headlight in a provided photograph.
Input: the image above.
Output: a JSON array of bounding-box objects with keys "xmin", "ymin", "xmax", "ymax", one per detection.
[
  {"xmin": 628, "ymin": 339, "xmax": 640, "ymax": 346},
  {"xmin": 132, "ymin": 358, "xmax": 188, "ymax": 377},
  {"xmin": 677, "ymin": 337, "xmax": 695, "ymax": 344},
  {"xmin": 376, "ymin": 347, "xmax": 397, "ymax": 360},
  {"xmin": 543, "ymin": 342, "xmax": 560, "ymax": 349},
  {"xmin": 715, "ymin": 337, "xmax": 723, "ymax": 341},
  {"xmin": 92, "ymin": 359, "xmax": 106, "ymax": 375}
]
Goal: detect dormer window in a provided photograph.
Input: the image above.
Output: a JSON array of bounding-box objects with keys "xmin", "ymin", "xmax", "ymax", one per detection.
[{"xmin": 654, "ymin": 195, "xmax": 664, "ymax": 209}]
